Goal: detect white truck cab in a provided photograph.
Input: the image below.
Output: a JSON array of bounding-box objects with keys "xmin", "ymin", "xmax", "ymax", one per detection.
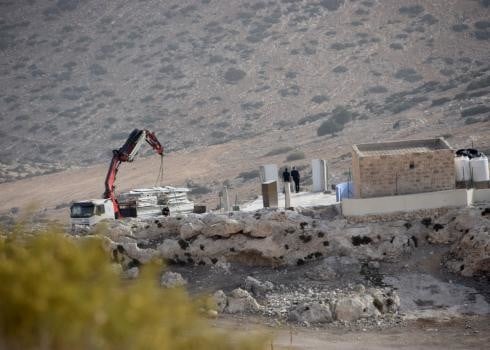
[{"xmin": 70, "ymin": 199, "xmax": 115, "ymax": 228}]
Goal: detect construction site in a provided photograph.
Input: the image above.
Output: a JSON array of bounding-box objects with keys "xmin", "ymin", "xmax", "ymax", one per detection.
[
  {"xmin": 1, "ymin": 0, "xmax": 490, "ymax": 348},
  {"xmin": 62, "ymin": 130, "xmax": 490, "ymax": 348}
]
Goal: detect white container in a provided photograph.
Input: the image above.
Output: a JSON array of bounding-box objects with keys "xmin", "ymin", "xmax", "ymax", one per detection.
[
  {"xmin": 260, "ymin": 164, "xmax": 278, "ymax": 183},
  {"xmin": 470, "ymin": 156, "xmax": 490, "ymax": 182},
  {"xmin": 454, "ymin": 156, "xmax": 471, "ymax": 182},
  {"xmin": 311, "ymin": 159, "xmax": 327, "ymax": 192}
]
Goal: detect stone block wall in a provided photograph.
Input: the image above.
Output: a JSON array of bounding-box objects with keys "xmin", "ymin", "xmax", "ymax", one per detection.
[{"xmin": 352, "ymin": 149, "xmax": 455, "ymax": 198}]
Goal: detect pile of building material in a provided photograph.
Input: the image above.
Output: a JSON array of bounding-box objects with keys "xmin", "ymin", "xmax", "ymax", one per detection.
[{"xmin": 118, "ymin": 186, "xmax": 194, "ymax": 218}]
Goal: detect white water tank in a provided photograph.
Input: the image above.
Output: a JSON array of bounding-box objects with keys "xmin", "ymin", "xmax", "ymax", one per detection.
[
  {"xmin": 454, "ymin": 156, "xmax": 471, "ymax": 182},
  {"xmin": 470, "ymin": 155, "xmax": 490, "ymax": 182}
]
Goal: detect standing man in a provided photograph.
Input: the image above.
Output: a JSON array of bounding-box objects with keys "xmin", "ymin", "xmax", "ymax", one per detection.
[
  {"xmin": 282, "ymin": 167, "xmax": 291, "ymax": 192},
  {"xmin": 291, "ymin": 166, "xmax": 300, "ymax": 193}
]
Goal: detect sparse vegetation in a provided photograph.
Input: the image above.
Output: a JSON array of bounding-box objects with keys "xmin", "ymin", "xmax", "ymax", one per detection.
[
  {"xmin": 431, "ymin": 97, "xmax": 451, "ymax": 107},
  {"xmin": 0, "ymin": 228, "xmax": 265, "ymax": 350},
  {"xmin": 189, "ymin": 184, "xmax": 212, "ymax": 195},
  {"xmin": 461, "ymin": 105, "xmax": 490, "ymax": 117},
  {"xmin": 452, "ymin": 24, "xmax": 469, "ymax": 32},
  {"xmin": 237, "ymin": 169, "xmax": 260, "ymax": 181},
  {"xmin": 264, "ymin": 146, "xmax": 294, "ymax": 156},
  {"xmin": 394, "ymin": 68, "xmax": 423, "ymax": 83},
  {"xmin": 367, "ymin": 85, "xmax": 388, "ymax": 94},
  {"xmin": 89, "ymin": 63, "xmax": 107, "ymax": 76},
  {"xmin": 224, "ymin": 67, "xmax": 246, "ymax": 83},
  {"xmin": 286, "ymin": 150, "xmax": 306, "ymax": 161},
  {"xmin": 317, "ymin": 119, "xmax": 343, "ymax": 136},
  {"xmin": 311, "ymin": 95, "xmax": 329, "ymax": 104},
  {"xmin": 398, "ymin": 5, "xmax": 424, "ymax": 17},
  {"xmin": 332, "ymin": 65, "xmax": 348, "ymax": 73},
  {"xmin": 466, "ymin": 76, "xmax": 490, "ymax": 91}
]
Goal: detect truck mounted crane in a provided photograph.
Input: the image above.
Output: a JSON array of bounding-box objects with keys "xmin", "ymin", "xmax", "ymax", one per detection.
[
  {"xmin": 70, "ymin": 129, "xmax": 164, "ymax": 227},
  {"xmin": 104, "ymin": 128, "xmax": 164, "ymax": 218}
]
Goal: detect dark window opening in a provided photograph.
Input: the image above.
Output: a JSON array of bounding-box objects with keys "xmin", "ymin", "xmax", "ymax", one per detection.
[{"xmin": 409, "ymin": 161, "xmax": 415, "ymax": 169}]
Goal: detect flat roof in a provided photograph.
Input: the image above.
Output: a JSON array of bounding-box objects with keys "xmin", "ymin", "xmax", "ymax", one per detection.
[{"xmin": 353, "ymin": 138, "xmax": 452, "ymax": 157}]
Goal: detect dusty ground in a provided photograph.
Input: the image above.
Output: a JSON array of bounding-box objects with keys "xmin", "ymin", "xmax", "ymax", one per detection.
[
  {"xmin": 215, "ymin": 315, "xmax": 490, "ymax": 350},
  {"xmin": 166, "ymin": 239, "xmax": 489, "ymax": 348}
]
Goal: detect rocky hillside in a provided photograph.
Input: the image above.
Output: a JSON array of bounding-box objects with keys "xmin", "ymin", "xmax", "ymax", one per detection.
[{"xmin": 0, "ymin": 0, "xmax": 489, "ymax": 182}]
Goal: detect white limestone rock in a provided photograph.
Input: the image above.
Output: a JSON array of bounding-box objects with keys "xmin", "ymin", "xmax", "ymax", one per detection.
[
  {"xmin": 225, "ymin": 288, "xmax": 263, "ymax": 313},
  {"xmin": 118, "ymin": 242, "xmax": 158, "ymax": 263},
  {"xmin": 334, "ymin": 296, "xmax": 365, "ymax": 322},
  {"xmin": 160, "ymin": 271, "xmax": 187, "ymax": 288},
  {"xmin": 368, "ymin": 288, "xmax": 400, "ymax": 314},
  {"xmin": 288, "ymin": 302, "xmax": 333, "ymax": 324},
  {"xmin": 244, "ymin": 276, "xmax": 274, "ymax": 296},
  {"xmin": 213, "ymin": 290, "xmax": 228, "ymax": 313},
  {"xmin": 447, "ymin": 224, "xmax": 490, "ymax": 277},
  {"xmin": 201, "ymin": 216, "xmax": 243, "ymax": 238},
  {"xmin": 179, "ymin": 215, "xmax": 205, "ymax": 239}
]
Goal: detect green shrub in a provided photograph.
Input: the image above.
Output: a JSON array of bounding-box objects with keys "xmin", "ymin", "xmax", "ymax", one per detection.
[
  {"xmin": 286, "ymin": 150, "xmax": 305, "ymax": 161},
  {"xmin": 466, "ymin": 76, "xmax": 490, "ymax": 91},
  {"xmin": 461, "ymin": 105, "xmax": 490, "ymax": 117},
  {"xmin": 431, "ymin": 97, "xmax": 451, "ymax": 106},
  {"xmin": 331, "ymin": 106, "xmax": 357, "ymax": 124},
  {"xmin": 189, "ymin": 185, "xmax": 212, "ymax": 195},
  {"xmin": 317, "ymin": 120, "xmax": 343, "ymax": 136},
  {"xmin": 264, "ymin": 146, "xmax": 293, "ymax": 156},
  {"xmin": 0, "ymin": 227, "xmax": 266, "ymax": 350},
  {"xmin": 237, "ymin": 169, "xmax": 260, "ymax": 181}
]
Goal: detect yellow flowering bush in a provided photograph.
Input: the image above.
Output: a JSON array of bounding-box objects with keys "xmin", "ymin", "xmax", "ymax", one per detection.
[{"xmin": 0, "ymin": 225, "xmax": 266, "ymax": 350}]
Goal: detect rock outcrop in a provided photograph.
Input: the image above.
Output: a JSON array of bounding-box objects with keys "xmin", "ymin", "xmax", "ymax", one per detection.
[
  {"xmin": 160, "ymin": 271, "xmax": 187, "ymax": 288},
  {"xmin": 225, "ymin": 288, "xmax": 263, "ymax": 314}
]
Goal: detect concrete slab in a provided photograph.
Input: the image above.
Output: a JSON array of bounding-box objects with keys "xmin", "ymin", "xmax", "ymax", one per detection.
[{"xmin": 242, "ymin": 191, "xmax": 337, "ymax": 211}]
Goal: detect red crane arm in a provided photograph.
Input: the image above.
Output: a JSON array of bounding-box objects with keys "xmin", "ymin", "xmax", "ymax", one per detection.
[{"xmin": 103, "ymin": 129, "xmax": 164, "ymax": 218}]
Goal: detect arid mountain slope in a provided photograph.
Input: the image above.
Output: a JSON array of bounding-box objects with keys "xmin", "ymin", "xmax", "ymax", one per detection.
[{"xmin": 0, "ymin": 0, "xmax": 489, "ymax": 183}]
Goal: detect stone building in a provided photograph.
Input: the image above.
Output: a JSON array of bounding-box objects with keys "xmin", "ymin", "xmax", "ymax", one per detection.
[{"xmin": 351, "ymin": 138, "xmax": 455, "ymax": 198}]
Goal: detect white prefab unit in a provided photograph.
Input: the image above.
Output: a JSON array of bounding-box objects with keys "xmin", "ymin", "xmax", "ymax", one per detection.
[
  {"xmin": 311, "ymin": 159, "xmax": 327, "ymax": 192},
  {"xmin": 470, "ymin": 156, "xmax": 490, "ymax": 182},
  {"xmin": 259, "ymin": 164, "xmax": 278, "ymax": 183},
  {"xmin": 454, "ymin": 156, "xmax": 471, "ymax": 182}
]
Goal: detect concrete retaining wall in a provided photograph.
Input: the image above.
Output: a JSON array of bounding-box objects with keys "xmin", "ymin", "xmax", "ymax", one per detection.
[
  {"xmin": 342, "ymin": 189, "xmax": 471, "ymax": 216},
  {"xmin": 472, "ymin": 188, "xmax": 490, "ymax": 203}
]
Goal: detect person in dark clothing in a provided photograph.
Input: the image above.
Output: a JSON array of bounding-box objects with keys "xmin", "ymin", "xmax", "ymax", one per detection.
[
  {"xmin": 291, "ymin": 167, "xmax": 300, "ymax": 193},
  {"xmin": 282, "ymin": 167, "xmax": 291, "ymax": 193}
]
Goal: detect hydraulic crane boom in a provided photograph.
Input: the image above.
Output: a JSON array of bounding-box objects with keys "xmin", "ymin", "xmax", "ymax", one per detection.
[{"xmin": 103, "ymin": 129, "xmax": 164, "ymax": 218}]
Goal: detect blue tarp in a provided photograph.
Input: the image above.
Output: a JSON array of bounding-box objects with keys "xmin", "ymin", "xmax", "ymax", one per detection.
[{"xmin": 336, "ymin": 181, "xmax": 354, "ymax": 202}]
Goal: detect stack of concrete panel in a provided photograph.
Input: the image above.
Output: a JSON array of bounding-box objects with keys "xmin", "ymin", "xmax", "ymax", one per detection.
[{"xmin": 118, "ymin": 186, "xmax": 194, "ymax": 217}]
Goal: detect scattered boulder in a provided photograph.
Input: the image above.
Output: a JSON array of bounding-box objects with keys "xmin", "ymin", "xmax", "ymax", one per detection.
[
  {"xmin": 244, "ymin": 276, "xmax": 274, "ymax": 296},
  {"xmin": 123, "ymin": 266, "xmax": 139, "ymax": 279},
  {"xmin": 334, "ymin": 296, "xmax": 366, "ymax": 322},
  {"xmin": 446, "ymin": 225, "xmax": 490, "ymax": 277},
  {"xmin": 201, "ymin": 216, "xmax": 243, "ymax": 238},
  {"xmin": 368, "ymin": 288, "xmax": 400, "ymax": 314},
  {"xmin": 213, "ymin": 290, "xmax": 228, "ymax": 313},
  {"xmin": 288, "ymin": 302, "xmax": 333, "ymax": 324},
  {"xmin": 225, "ymin": 288, "xmax": 263, "ymax": 313},
  {"xmin": 116, "ymin": 242, "xmax": 158, "ymax": 263},
  {"xmin": 160, "ymin": 271, "xmax": 187, "ymax": 288},
  {"xmin": 179, "ymin": 216, "xmax": 205, "ymax": 239}
]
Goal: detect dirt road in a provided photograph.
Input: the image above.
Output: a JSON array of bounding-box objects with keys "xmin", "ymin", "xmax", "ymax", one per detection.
[{"xmin": 215, "ymin": 315, "xmax": 490, "ymax": 350}]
